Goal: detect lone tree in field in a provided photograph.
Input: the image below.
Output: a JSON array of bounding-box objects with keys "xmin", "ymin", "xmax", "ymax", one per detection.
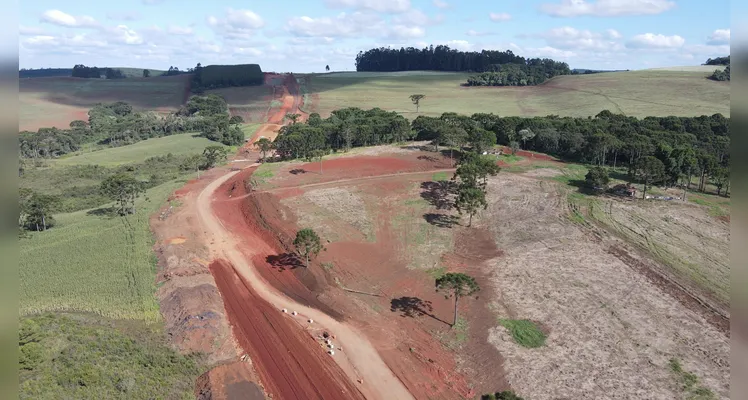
[
  {"xmin": 325, "ymin": 65, "xmax": 330, "ymax": 71},
  {"xmin": 203, "ymin": 145, "xmax": 229, "ymax": 168},
  {"xmin": 435, "ymin": 272, "xmax": 480, "ymax": 327},
  {"xmin": 142, "ymin": 69, "xmax": 150, "ymax": 78},
  {"xmin": 285, "ymin": 113, "xmax": 301, "ymax": 124},
  {"xmin": 100, "ymin": 173, "xmax": 144, "ymax": 215},
  {"xmin": 256, "ymin": 138, "xmax": 274, "ymax": 160},
  {"xmin": 584, "ymin": 166, "xmax": 610, "ymax": 194},
  {"xmin": 454, "ymin": 185, "xmax": 487, "ymax": 227},
  {"xmin": 294, "ymin": 228, "xmax": 324, "ymax": 267},
  {"xmin": 19, "ymin": 189, "xmax": 58, "ymax": 231},
  {"xmin": 635, "ymin": 156, "xmax": 665, "ymax": 199},
  {"xmin": 409, "ymin": 94, "xmax": 425, "ymax": 113}
]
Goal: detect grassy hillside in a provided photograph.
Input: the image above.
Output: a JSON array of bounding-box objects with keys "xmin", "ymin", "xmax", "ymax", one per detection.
[
  {"xmin": 55, "ymin": 132, "xmax": 228, "ymax": 166},
  {"xmin": 19, "ymin": 75, "xmax": 189, "ymax": 131},
  {"xmin": 19, "ymin": 178, "xmax": 188, "ymax": 321},
  {"xmin": 305, "ymin": 69, "xmax": 729, "ymax": 118}
]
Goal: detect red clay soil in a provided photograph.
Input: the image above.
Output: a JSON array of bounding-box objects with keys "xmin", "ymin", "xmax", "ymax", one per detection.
[
  {"xmin": 209, "ymin": 259, "xmax": 364, "ymax": 400},
  {"xmin": 195, "ymin": 361, "xmax": 265, "ymax": 400},
  {"xmin": 211, "ymin": 161, "xmax": 509, "ymax": 398}
]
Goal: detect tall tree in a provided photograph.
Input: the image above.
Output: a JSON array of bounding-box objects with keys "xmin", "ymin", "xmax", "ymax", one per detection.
[
  {"xmin": 325, "ymin": 65, "xmax": 330, "ymax": 71},
  {"xmin": 454, "ymin": 185, "xmax": 487, "ymax": 227},
  {"xmin": 285, "ymin": 113, "xmax": 301, "ymax": 124},
  {"xmin": 20, "ymin": 191, "xmax": 58, "ymax": 231},
  {"xmin": 635, "ymin": 156, "xmax": 665, "ymax": 199},
  {"xmin": 293, "ymin": 228, "xmax": 324, "ymax": 267},
  {"xmin": 256, "ymin": 138, "xmax": 274, "ymax": 160},
  {"xmin": 435, "ymin": 272, "xmax": 480, "ymax": 327},
  {"xmin": 202, "ymin": 146, "xmax": 229, "ymax": 168},
  {"xmin": 142, "ymin": 69, "xmax": 150, "ymax": 78},
  {"xmin": 229, "ymin": 115, "xmax": 244, "ymax": 126},
  {"xmin": 100, "ymin": 173, "xmax": 144, "ymax": 215},
  {"xmin": 584, "ymin": 166, "xmax": 610, "ymax": 194},
  {"xmin": 409, "ymin": 94, "xmax": 425, "ymax": 113}
]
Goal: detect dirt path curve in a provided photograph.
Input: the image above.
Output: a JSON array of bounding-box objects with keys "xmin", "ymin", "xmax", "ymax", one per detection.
[{"xmin": 197, "ymin": 168, "xmax": 415, "ymax": 400}]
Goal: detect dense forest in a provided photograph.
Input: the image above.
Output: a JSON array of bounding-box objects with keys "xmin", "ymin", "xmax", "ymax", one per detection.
[
  {"xmin": 273, "ymin": 108, "xmax": 729, "ymax": 195},
  {"xmin": 354, "ymin": 45, "xmax": 571, "ymax": 86},
  {"xmin": 18, "ymin": 95, "xmax": 244, "ymax": 160},
  {"xmin": 356, "ymin": 45, "xmax": 527, "ymax": 72},
  {"xmin": 465, "ymin": 61, "xmax": 571, "ymax": 86},
  {"xmin": 190, "ymin": 63, "xmax": 264, "ymax": 92},
  {"xmin": 704, "ymin": 56, "xmax": 730, "ymax": 66}
]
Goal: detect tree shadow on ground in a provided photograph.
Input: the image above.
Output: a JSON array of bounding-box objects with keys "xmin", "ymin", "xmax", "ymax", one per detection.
[
  {"xmin": 266, "ymin": 253, "xmax": 303, "ymax": 271},
  {"xmin": 390, "ymin": 296, "xmax": 450, "ymax": 325},
  {"xmin": 417, "ymin": 155, "xmax": 439, "ymax": 162},
  {"xmin": 289, "ymin": 168, "xmax": 308, "ymax": 175},
  {"xmin": 424, "ymin": 213, "xmax": 459, "ymax": 228},
  {"xmin": 420, "ymin": 181, "xmax": 457, "ymax": 210}
]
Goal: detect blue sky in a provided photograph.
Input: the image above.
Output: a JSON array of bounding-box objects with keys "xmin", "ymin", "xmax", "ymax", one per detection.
[{"xmin": 18, "ymin": 0, "xmax": 732, "ymax": 72}]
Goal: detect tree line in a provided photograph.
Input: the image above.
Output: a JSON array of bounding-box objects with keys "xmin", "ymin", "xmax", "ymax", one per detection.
[
  {"xmin": 271, "ymin": 107, "xmax": 729, "ymax": 196},
  {"xmin": 271, "ymin": 107, "xmax": 412, "ymax": 160},
  {"xmin": 19, "ymin": 95, "xmax": 246, "ymax": 160},
  {"xmin": 704, "ymin": 56, "xmax": 729, "ymax": 66},
  {"xmin": 465, "ymin": 61, "xmax": 571, "ymax": 86},
  {"xmin": 190, "ymin": 63, "xmax": 264, "ymax": 92}
]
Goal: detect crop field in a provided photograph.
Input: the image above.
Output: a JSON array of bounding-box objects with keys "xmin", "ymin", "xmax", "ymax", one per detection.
[
  {"xmin": 54, "ymin": 132, "xmax": 228, "ymax": 166},
  {"xmin": 19, "ymin": 178, "xmax": 189, "ymax": 321},
  {"xmin": 206, "ymin": 84, "xmax": 274, "ymax": 123},
  {"xmin": 305, "ymin": 69, "xmax": 729, "ymax": 118},
  {"xmin": 19, "ymin": 75, "xmax": 190, "ymax": 131}
]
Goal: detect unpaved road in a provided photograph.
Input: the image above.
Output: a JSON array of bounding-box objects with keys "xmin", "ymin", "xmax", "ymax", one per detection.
[{"xmin": 196, "ymin": 167, "xmax": 414, "ymax": 400}]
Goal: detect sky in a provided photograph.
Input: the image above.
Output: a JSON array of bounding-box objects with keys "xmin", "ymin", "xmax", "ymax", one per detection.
[{"xmin": 17, "ymin": 0, "xmax": 735, "ymax": 72}]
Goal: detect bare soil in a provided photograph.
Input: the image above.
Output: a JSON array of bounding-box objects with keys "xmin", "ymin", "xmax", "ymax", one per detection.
[{"xmin": 482, "ymin": 172, "xmax": 730, "ymax": 400}]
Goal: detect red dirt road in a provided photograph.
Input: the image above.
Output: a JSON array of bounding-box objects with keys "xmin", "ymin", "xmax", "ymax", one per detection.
[
  {"xmin": 198, "ymin": 166, "xmax": 414, "ymax": 400},
  {"xmin": 209, "ymin": 259, "xmax": 363, "ymax": 400}
]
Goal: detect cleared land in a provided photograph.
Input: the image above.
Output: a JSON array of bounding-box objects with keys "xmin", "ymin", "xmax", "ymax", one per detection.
[
  {"xmin": 237, "ymin": 144, "xmax": 729, "ymax": 399},
  {"xmin": 206, "ymin": 85, "xmax": 274, "ymax": 123},
  {"xmin": 54, "ymin": 132, "xmax": 229, "ymax": 166},
  {"xmin": 19, "ymin": 178, "xmax": 190, "ymax": 321},
  {"xmin": 19, "ymin": 75, "xmax": 190, "ymax": 131},
  {"xmin": 483, "ymin": 172, "xmax": 729, "ymax": 400},
  {"xmin": 305, "ymin": 70, "xmax": 729, "ymax": 118}
]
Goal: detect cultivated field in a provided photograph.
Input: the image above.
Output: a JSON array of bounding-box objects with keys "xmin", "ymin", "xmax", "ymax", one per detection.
[
  {"xmin": 54, "ymin": 132, "xmax": 229, "ymax": 166},
  {"xmin": 19, "ymin": 75, "xmax": 190, "ymax": 131},
  {"xmin": 19, "ymin": 178, "xmax": 189, "ymax": 321},
  {"xmin": 206, "ymin": 85, "xmax": 274, "ymax": 123},
  {"xmin": 483, "ymin": 172, "xmax": 729, "ymax": 400},
  {"xmin": 305, "ymin": 70, "xmax": 730, "ymax": 118}
]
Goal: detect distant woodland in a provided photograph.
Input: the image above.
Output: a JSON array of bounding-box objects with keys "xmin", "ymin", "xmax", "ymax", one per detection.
[
  {"xmin": 354, "ymin": 45, "xmax": 572, "ymax": 86},
  {"xmin": 703, "ymin": 56, "xmax": 730, "ymax": 66}
]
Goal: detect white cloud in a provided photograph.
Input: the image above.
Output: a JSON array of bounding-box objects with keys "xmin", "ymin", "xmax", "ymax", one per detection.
[
  {"xmin": 287, "ymin": 12, "xmax": 382, "ymax": 37},
  {"xmin": 433, "ymin": 0, "xmax": 449, "ymax": 9},
  {"xmin": 208, "ymin": 8, "xmax": 265, "ymax": 42},
  {"xmin": 108, "ymin": 25, "xmax": 144, "ymax": 45},
  {"xmin": 539, "ymin": 0, "xmax": 676, "ymax": 17},
  {"xmin": 522, "ymin": 26, "xmax": 624, "ymax": 52},
  {"xmin": 324, "ymin": 0, "xmax": 411, "ymax": 13},
  {"xmin": 443, "ymin": 40, "xmax": 476, "ymax": 52},
  {"xmin": 626, "ymin": 33, "xmax": 685, "ymax": 49},
  {"xmin": 706, "ymin": 29, "xmax": 730, "ymax": 45},
  {"xmin": 19, "ymin": 26, "xmax": 47, "ymax": 36},
  {"xmin": 392, "ymin": 9, "xmax": 442, "ymax": 26},
  {"xmin": 605, "ymin": 29, "xmax": 621, "ymax": 39},
  {"xmin": 489, "ymin": 12, "xmax": 512, "ymax": 22},
  {"xmin": 40, "ymin": 10, "xmax": 99, "ymax": 28}
]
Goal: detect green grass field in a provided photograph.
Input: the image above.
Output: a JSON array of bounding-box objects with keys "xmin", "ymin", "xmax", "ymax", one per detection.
[
  {"xmin": 306, "ymin": 69, "xmax": 730, "ymax": 118},
  {"xmin": 55, "ymin": 133, "xmax": 227, "ymax": 166},
  {"xmin": 20, "ymin": 75, "xmax": 189, "ymax": 131},
  {"xmin": 19, "ymin": 178, "xmax": 189, "ymax": 321}
]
